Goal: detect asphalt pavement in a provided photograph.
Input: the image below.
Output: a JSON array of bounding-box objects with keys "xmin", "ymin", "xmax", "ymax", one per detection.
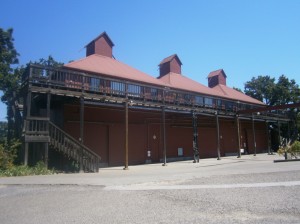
[{"xmin": 1, "ymin": 153, "xmax": 300, "ymax": 224}]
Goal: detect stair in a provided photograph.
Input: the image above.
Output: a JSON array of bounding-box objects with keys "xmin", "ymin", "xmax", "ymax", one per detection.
[
  {"xmin": 24, "ymin": 117, "xmax": 101, "ymax": 172},
  {"xmin": 48, "ymin": 121, "xmax": 101, "ymax": 172}
]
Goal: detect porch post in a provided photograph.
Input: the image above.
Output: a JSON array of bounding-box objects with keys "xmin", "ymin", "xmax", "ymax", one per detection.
[
  {"xmin": 277, "ymin": 121, "xmax": 281, "ymax": 147},
  {"xmin": 216, "ymin": 111, "xmax": 221, "ymax": 160},
  {"xmin": 24, "ymin": 91, "xmax": 32, "ymax": 165},
  {"xmin": 124, "ymin": 100, "xmax": 129, "ymax": 170},
  {"xmin": 266, "ymin": 121, "xmax": 271, "ymax": 155},
  {"xmin": 45, "ymin": 92, "xmax": 51, "ymax": 168},
  {"xmin": 287, "ymin": 121, "xmax": 290, "ymax": 144},
  {"xmin": 79, "ymin": 97, "xmax": 84, "ymax": 172},
  {"xmin": 192, "ymin": 111, "xmax": 199, "ymax": 163},
  {"xmin": 252, "ymin": 113, "xmax": 257, "ymax": 156},
  {"xmin": 162, "ymin": 106, "xmax": 167, "ymax": 166},
  {"xmin": 236, "ymin": 115, "xmax": 241, "ymax": 158}
]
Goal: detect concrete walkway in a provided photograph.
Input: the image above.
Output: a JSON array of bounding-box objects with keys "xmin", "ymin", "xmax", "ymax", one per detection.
[{"xmin": 0, "ymin": 153, "xmax": 299, "ymax": 187}]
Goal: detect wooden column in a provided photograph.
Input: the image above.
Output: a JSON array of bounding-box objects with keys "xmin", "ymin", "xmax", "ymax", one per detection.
[
  {"xmin": 266, "ymin": 121, "xmax": 271, "ymax": 155},
  {"xmin": 24, "ymin": 91, "xmax": 32, "ymax": 166},
  {"xmin": 124, "ymin": 101, "xmax": 129, "ymax": 170},
  {"xmin": 252, "ymin": 113, "xmax": 257, "ymax": 156},
  {"xmin": 236, "ymin": 115, "xmax": 241, "ymax": 158},
  {"xmin": 79, "ymin": 97, "xmax": 84, "ymax": 172},
  {"xmin": 216, "ymin": 112, "xmax": 221, "ymax": 160},
  {"xmin": 192, "ymin": 111, "xmax": 199, "ymax": 163},
  {"xmin": 45, "ymin": 92, "xmax": 51, "ymax": 168},
  {"xmin": 277, "ymin": 121, "xmax": 281, "ymax": 148},
  {"xmin": 162, "ymin": 106, "xmax": 167, "ymax": 166}
]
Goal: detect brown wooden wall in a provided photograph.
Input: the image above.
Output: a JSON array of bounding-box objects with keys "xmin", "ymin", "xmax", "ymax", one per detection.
[{"xmin": 63, "ymin": 104, "xmax": 269, "ymax": 166}]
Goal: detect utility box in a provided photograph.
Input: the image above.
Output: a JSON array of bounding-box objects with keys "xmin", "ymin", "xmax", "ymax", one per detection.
[{"xmin": 178, "ymin": 148, "xmax": 183, "ymax": 156}]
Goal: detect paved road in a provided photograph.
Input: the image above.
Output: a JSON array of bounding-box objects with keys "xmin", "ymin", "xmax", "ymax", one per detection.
[{"xmin": 1, "ymin": 154, "xmax": 300, "ymax": 224}]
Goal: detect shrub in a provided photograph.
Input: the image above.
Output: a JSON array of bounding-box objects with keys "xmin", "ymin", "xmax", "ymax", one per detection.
[
  {"xmin": 278, "ymin": 141, "xmax": 300, "ymax": 159},
  {"xmin": 0, "ymin": 142, "xmax": 17, "ymax": 170},
  {"xmin": 0, "ymin": 161, "xmax": 55, "ymax": 177}
]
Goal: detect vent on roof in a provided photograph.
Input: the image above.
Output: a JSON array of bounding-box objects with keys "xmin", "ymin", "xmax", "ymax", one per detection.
[
  {"xmin": 85, "ymin": 32, "xmax": 114, "ymax": 58},
  {"xmin": 207, "ymin": 69, "xmax": 227, "ymax": 88},
  {"xmin": 159, "ymin": 54, "xmax": 182, "ymax": 77}
]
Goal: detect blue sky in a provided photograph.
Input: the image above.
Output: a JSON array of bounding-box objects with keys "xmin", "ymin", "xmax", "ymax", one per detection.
[{"xmin": 1, "ymin": 0, "xmax": 299, "ymax": 121}]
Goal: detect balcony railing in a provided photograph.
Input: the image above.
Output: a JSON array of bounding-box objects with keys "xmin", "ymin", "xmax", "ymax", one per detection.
[{"xmin": 22, "ymin": 64, "xmax": 285, "ymax": 117}]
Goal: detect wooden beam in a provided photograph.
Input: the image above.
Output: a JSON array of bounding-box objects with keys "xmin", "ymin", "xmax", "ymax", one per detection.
[{"xmin": 237, "ymin": 102, "xmax": 300, "ymax": 115}]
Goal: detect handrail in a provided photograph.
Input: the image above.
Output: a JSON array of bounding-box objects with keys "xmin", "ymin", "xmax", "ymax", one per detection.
[
  {"xmin": 48, "ymin": 121, "xmax": 100, "ymax": 159},
  {"xmin": 24, "ymin": 117, "xmax": 100, "ymax": 172},
  {"xmin": 22, "ymin": 64, "xmax": 270, "ymax": 115},
  {"xmin": 48, "ymin": 121, "xmax": 100, "ymax": 172}
]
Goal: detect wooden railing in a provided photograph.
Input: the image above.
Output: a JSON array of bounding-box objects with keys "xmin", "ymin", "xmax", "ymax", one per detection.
[
  {"xmin": 24, "ymin": 117, "xmax": 100, "ymax": 172},
  {"xmin": 21, "ymin": 64, "xmax": 264, "ymax": 114}
]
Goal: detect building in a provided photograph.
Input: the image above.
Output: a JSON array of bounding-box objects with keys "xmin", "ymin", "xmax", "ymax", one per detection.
[{"xmin": 19, "ymin": 32, "xmax": 288, "ymax": 172}]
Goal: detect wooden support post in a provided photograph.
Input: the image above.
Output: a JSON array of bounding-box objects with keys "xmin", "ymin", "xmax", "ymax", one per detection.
[
  {"xmin": 287, "ymin": 121, "xmax": 290, "ymax": 144},
  {"xmin": 124, "ymin": 101, "xmax": 129, "ymax": 170},
  {"xmin": 236, "ymin": 115, "xmax": 241, "ymax": 158},
  {"xmin": 162, "ymin": 106, "xmax": 167, "ymax": 166},
  {"xmin": 45, "ymin": 92, "xmax": 51, "ymax": 169},
  {"xmin": 79, "ymin": 97, "xmax": 84, "ymax": 172},
  {"xmin": 277, "ymin": 121, "xmax": 281, "ymax": 147},
  {"xmin": 252, "ymin": 113, "xmax": 257, "ymax": 156},
  {"xmin": 44, "ymin": 142, "xmax": 48, "ymax": 169},
  {"xmin": 192, "ymin": 111, "xmax": 199, "ymax": 163},
  {"xmin": 266, "ymin": 121, "xmax": 271, "ymax": 155},
  {"xmin": 24, "ymin": 142, "xmax": 29, "ymax": 166},
  {"xmin": 24, "ymin": 91, "xmax": 32, "ymax": 166},
  {"xmin": 216, "ymin": 112, "xmax": 221, "ymax": 160}
]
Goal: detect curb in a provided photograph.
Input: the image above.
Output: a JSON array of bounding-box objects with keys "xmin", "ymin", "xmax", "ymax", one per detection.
[{"xmin": 273, "ymin": 159, "xmax": 300, "ymax": 163}]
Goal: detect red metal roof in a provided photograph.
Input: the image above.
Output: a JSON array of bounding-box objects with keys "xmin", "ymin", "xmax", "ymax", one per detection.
[
  {"xmin": 64, "ymin": 55, "xmax": 264, "ymax": 105},
  {"xmin": 158, "ymin": 72, "xmax": 223, "ymax": 98},
  {"xmin": 159, "ymin": 54, "xmax": 182, "ymax": 66},
  {"xmin": 64, "ymin": 54, "xmax": 165, "ymax": 86},
  {"xmin": 212, "ymin": 84, "xmax": 264, "ymax": 105}
]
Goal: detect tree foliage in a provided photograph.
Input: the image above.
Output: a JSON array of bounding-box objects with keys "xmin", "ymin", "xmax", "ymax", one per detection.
[
  {"xmin": 244, "ymin": 75, "xmax": 276, "ymax": 105},
  {"xmin": 244, "ymin": 75, "xmax": 299, "ymax": 106},
  {"xmin": 244, "ymin": 74, "xmax": 300, "ymax": 142},
  {"xmin": 0, "ymin": 28, "xmax": 20, "ymax": 104}
]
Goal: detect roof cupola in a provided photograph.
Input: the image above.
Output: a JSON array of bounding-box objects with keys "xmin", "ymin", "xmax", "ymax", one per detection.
[
  {"xmin": 158, "ymin": 54, "xmax": 182, "ymax": 77},
  {"xmin": 207, "ymin": 69, "xmax": 227, "ymax": 88},
  {"xmin": 85, "ymin": 32, "xmax": 114, "ymax": 58}
]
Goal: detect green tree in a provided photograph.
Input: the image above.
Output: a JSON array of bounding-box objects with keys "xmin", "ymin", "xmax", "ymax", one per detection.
[
  {"xmin": 0, "ymin": 28, "xmax": 20, "ymax": 105},
  {"xmin": 0, "ymin": 28, "xmax": 21, "ymax": 143},
  {"xmin": 244, "ymin": 75, "xmax": 276, "ymax": 105},
  {"xmin": 244, "ymin": 74, "xmax": 300, "ymax": 142},
  {"xmin": 270, "ymin": 75, "xmax": 300, "ymax": 105},
  {"xmin": 233, "ymin": 87, "xmax": 243, "ymax": 93}
]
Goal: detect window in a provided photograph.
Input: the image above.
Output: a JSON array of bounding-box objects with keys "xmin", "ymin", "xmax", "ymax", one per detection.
[
  {"xmin": 90, "ymin": 77, "xmax": 100, "ymax": 91},
  {"xmin": 151, "ymin": 88, "xmax": 158, "ymax": 97},
  {"xmin": 204, "ymin": 97, "xmax": 213, "ymax": 107},
  {"xmin": 195, "ymin": 96, "xmax": 204, "ymax": 105},
  {"xmin": 128, "ymin": 84, "xmax": 141, "ymax": 97},
  {"xmin": 111, "ymin": 81, "xmax": 125, "ymax": 95}
]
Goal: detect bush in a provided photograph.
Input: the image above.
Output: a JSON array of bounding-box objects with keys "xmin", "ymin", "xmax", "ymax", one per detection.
[
  {"xmin": 0, "ymin": 141, "xmax": 18, "ymax": 170},
  {"xmin": 278, "ymin": 141, "xmax": 300, "ymax": 159},
  {"xmin": 0, "ymin": 140, "xmax": 55, "ymax": 177},
  {"xmin": 0, "ymin": 161, "xmax": 55, "ymax": 177}
]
